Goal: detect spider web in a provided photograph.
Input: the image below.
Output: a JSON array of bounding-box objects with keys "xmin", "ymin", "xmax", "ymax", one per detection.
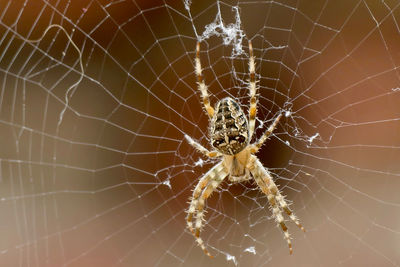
[{"xmin": 1, "ymin": 0, "xmax": 400, "ymax": 266}]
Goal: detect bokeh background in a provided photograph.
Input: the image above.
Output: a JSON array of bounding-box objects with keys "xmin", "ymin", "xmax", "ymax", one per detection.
[{"xmin": 0, "ymin": 0, "xmax": 400, "ymax": 266}]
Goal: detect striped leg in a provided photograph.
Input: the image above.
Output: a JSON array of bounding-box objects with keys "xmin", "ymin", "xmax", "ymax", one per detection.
[
  {"xmin": 273, "ymin": 187, "xmax": 305, "ymax": 232},
  {"xmin": 251, "ymin": 154, "xmax": 304, "ymax": 232},
  {"xmin": 251, "ymin": 113, "xmax": 282, "ymax": 153},
  {"xmin": 184, "ymin": 134, "xmax": 221, "ymax": 158},
  {"xmin": 248, "ymin": 40, "xmax": 258, "ymax": 140},
  {"xmin": 187, "ymin": 171, "xmax": 213, "ymax": 234},
  {"xmin": 249, "ymin": 156, "xmax": 303, "ymax": 254},
  {"xmin": 187, "ymin": 162, "xmax": 228, "ymax": 257},
  {"xmin": 195, "ymin": 42, "xmax": 214, "ymax": 119},
  {"xmin": 194, "ymin": 165, "xmax": 227, "ymax": 257}
]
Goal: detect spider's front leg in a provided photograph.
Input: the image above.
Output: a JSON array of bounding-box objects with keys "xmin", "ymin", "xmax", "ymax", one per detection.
[
  {"xmin": 187, "ymin": 165, "xmax": 215, "ymax": 234},
  {"xmin": 186, "ymin": 162, "xmax": 228, "ymax": 257},
  {"xmin": 248, "ymin": 155, "xmax": 305, "ymax": 254}
]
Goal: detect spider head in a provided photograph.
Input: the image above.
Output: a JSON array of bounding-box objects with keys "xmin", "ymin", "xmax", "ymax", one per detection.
[{"xmin": 209, "ymin": 97, "xmax": 249, "ymax": 155}]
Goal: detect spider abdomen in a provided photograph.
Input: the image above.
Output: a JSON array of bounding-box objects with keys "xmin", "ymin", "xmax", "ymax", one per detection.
[{"xmin": 210, "ymin": 97, "xmax": 249, "ymax": 155}]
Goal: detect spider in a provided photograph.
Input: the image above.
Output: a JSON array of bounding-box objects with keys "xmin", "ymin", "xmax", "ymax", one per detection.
[{"xmin": 185, "ymin": 41, "xmax": 305, "ymax": 257}]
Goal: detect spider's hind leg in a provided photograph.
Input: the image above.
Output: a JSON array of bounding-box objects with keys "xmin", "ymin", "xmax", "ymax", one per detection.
[
  {"xmin": 248, "ymin": 40, "xmax": 258, "ymax": 140},
  {"xmin": 195, "ymin": 42, "xmax": 214, "ymax": 119},
  {"xmin": 251, "ymin": 112, "xmax": 283, "ymax": 153}
]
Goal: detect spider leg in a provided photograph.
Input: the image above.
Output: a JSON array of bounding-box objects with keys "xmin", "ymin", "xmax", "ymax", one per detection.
[
  {"xmin": 195, "ymin": 42, "xmax": 214, "ymax": 119},
  {"xmin": 187, "ymin": 169, "xmax": 213, "ymax": 234},
  {"xmin": 185, "ymin": 134, "xmax": 221, "ymax": 158},
  {"xmin": 273, "ymin": 186, "xmax": 305, "ymax": 232},
  {"xmin": 250, "ymin": 112, "xmax": 282, "ymax": 153},
  {"xmin": 248, "ymin": 40, "xmax": 258, "ymax": 140},
  {"xmin": 187, "ymin": 162, "xmax": 228, "ymax": 257},
  {"xmin": 249, "ymin": 155, "xmax": 304, "ymax": 254},
  {"xmin": 252, "ymin": 156, "xmax": 304, "ymax": 232},
  {"xmin": 194, "ymin": 167, "xmax": 227, "ymax": 257},
  {"xmin": 251, "ymin": 168, "xmax": 292, "ymax": 253}
]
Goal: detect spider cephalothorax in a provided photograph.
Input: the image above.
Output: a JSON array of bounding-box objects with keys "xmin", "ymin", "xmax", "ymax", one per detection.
[
  {"xmin": 184, "ymin": 41, "xmax": 305, "ymax": 257},
  {"xmin": 210, "ymin": 97, "xmax": 249, "ymax": 155}
]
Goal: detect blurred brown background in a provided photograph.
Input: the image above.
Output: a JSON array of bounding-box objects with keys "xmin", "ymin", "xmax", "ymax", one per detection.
[{"xmin": 0, "ymin": 0, "xmax": 400, "ymax": 266}]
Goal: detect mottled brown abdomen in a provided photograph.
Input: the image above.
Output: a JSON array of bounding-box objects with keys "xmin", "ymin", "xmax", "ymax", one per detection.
[{"xmin": 209, "ymin": 97, "xmax": 249, "ymax": 155}]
